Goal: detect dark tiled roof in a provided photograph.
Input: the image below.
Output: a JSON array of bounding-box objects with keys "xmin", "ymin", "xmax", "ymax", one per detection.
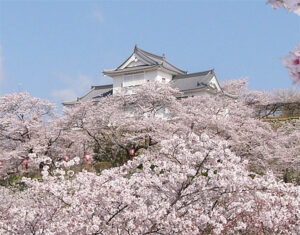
[
  {"xmin": 173, "ymin": 70, "xmax": 214, "ymax": 80},
  {"xmin": 171, "ymin": 70, "xmax": 217, "ymax": 92},
  {"xmin": 62, "ymin": 84, "xmax": 113, "ymax": 106},
  {"xmin": 92, "ymin": 89, "xmax": 113, "ymax": 99},
  {"xmin": 135, "ymin": 47, "xmax": 186, "ymax": 75},
  {"xmin": 79, "ymin": 84, "xmax": 113, "ymax": 102},
  {"xmin": 103, "ymin": 45, "xmax": 187, "ymax": 76}
]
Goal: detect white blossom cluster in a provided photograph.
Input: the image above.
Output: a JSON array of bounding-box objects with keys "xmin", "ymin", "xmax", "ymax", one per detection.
[
  {"xmin": 282, "ymin": 45, "xmax": 300, "ymax": 85},
  {"xmin": 267, "ymin": 0, "xmax": 300, "ymax": 15},
  {"xmin": 0, "ymin": 82, "xmax": 299, "ymax": 234},
  {"xmin": 267, "ymin": 0, "xmax": 300, "ymax": 85},
  {"xmin": 0, "ymin": 135, "xmax": 299, "ymax": 234}
]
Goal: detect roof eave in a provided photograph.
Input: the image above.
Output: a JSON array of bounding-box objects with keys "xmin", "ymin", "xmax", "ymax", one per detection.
[
  {"xmin": 172, "ymin": 69, "xmax": 214, "ymax": 80},
  {"xmin": 91, "ymin": 84, "xmax": 113, "ymax": 89},
  {"xmin": 158, "ymin": 66, "xmax": 185, "ymax": 76},
  {"xmin": 103, "ymin": 65, "xmax": 160, "ymax": 76},
  {"xmin": 116, "ymin": 52, "xmax": 135, "ymax": 70},
  {"xmin": 162, "ymin": 61, "xmax": 187, "ymax": 75},
  {"xmin": 136, "ymin": 47, "xmax": 164, "ymax": 60},
  {"xmin": 62, "ymin": 101, "xmax": 78, "ymax": 106},
  {"xmin": 179, "ymin": 86, "xmax": 218, "ymax": 93},
  {"xmin": 222, "ymin": 91, "xmax": 239, "ymax": 99}
]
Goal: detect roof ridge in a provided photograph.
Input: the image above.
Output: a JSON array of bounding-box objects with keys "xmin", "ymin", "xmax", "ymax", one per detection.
[
  {"xmin": 116, "ymin": 51, "xmax": 135, "ymax": 70},
  {"xmin": 136, "ymin": 47, "xmax": 164, "ymax": 60},
  {"xmin": 135, "ymin": 49, "xmax": 159, "ymax": 65},
  {"xmin": 77, "ymin": 85, "xmax": 113, "ymax": 102},
  {"xmin": 107, "ymin": 45, "xmax": 186, "ymax": 75},
  {"xmin": 136, "ymin": 47, "xmax": 186, "ymax": 74},
  {"xmin": 162, "ymin": 60, "xmax": 187, "ymax": 74},
  {"xmin": 173, "ymin": 69, "xmax": 214, "ymax": 79}
]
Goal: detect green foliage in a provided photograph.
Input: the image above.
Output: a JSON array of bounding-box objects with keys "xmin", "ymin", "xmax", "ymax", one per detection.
[
  {"xmin": 248, "ymin": 174, "xmax": 256, "ymax": 179},
  {"xmin": 150, "ymin": 164, "xmax": 156, "ymax": 170},
  {"xmin": 0, "ymin": 174, "xmax": 42, "ymax": 191},
  {"xmin": 283, "ymin": 169, "xmax": 300, "ymax": 185},
  {"xmin": 94, "ymin": 161, "xmax": 114, "ymax": 173},
  {"xmin": 137, "ymin": 164, "xmax": 143, "ymax": 170}
]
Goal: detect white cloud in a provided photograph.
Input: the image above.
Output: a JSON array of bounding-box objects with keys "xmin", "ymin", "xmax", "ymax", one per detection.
[
  {"xmin": 51, "ymin": 73, "xmax": 94, "ymax": 102},
  {"xmin": 92, "ymin": 9, "xmax": 105, "ymax": 23}
]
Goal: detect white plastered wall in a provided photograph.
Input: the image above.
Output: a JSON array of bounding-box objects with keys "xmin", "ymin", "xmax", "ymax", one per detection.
[
  {"xmin": 156, "ymin": 70, "xmax": 173, "ymax": 83},
  {"xmin": 112, "ymin": 70, "xmax": 159, "ymax": 94},
  {"xmin": 209, "ymin": 76, "xmax": 222, "ymax": 91}
]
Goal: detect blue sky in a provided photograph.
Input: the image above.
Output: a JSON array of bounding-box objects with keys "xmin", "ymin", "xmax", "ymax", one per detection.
[{"xmin": 0, "ymin": 0, "xmax": 299, "ymax": 106}]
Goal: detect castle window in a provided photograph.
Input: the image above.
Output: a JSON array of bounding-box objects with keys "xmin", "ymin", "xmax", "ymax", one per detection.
[{"xmin": 123, "ymin": 73, "xmax": 145, "ymax": 86}]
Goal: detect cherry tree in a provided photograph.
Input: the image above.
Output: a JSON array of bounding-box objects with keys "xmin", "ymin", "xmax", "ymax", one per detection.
[
  {"xmin": 219, "ymin": 78, "xmax": 248, "ymax": 97},
  {"xmin": 0, "ymin": 92, "xmax": 74, "ymax": 176},
  {"xmin": 267, "ymin": 0, "xmax": 300, "ymax": 85},
  {"xmin": 60, "ymin": 81, "xmax": 299, "ymax": 177},
  {"xmin": 61, "ymin": 82, "xmax": 185, "ymax": 166},
  {"xmin": 0, "ymin": 133, "xmax": 299, "ymax": 234},
  {"xmin": 243, "ymin": 87, "xmax": 300, "ymax": 180},
  {"xmin": 0, "ymin": 82, "xmax": 299, "ymax": 234},
  {"xmin": 54, "ymin": 77, "xmax": 295, "ymax": 229},
  {"xmin": 1, "ymin": 82, "xmax": 298, "ymax": 179},
  {"xmin": 180, "ymin": 81, "xmax": 299, "ymax": 177},
  {"xmin": 0, "ymin": 93, "xmax": 54, "ymax": 174}
]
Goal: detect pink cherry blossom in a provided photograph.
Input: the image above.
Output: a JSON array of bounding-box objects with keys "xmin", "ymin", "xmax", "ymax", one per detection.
[
  {"xmin": 282, "ymin": 45, "xmax": 300, "ymax": 85},
  {"xmin": 0, "ymin": 82, "xmax": 299, "ymax": 234},
  {"xmin": 267, "ymin": 0, "xmax": 300, "ymax": 15}
]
